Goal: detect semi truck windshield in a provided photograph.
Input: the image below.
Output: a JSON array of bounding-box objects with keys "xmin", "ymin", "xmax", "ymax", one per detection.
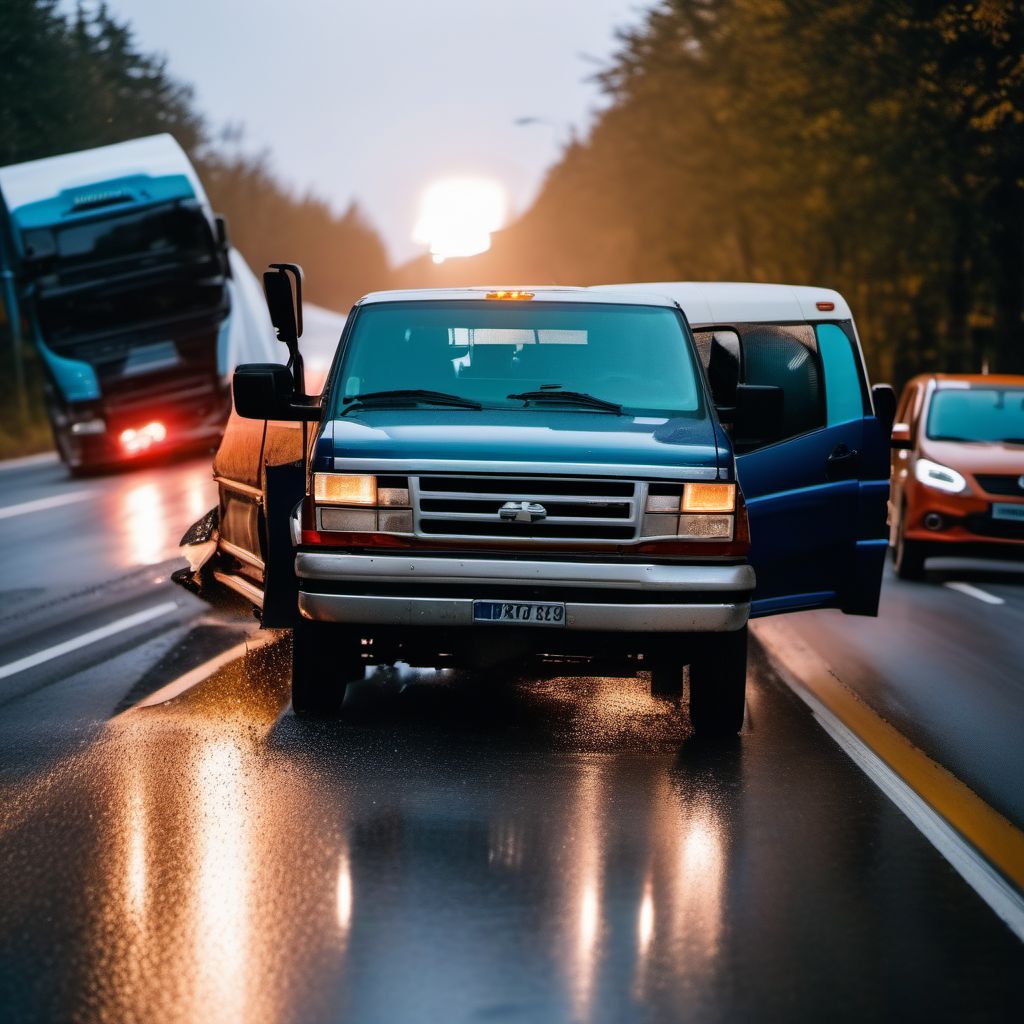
[
  {"xmin": 334, "ymin": 301, "xmax": 705, "ymax": 418},
  {"xmin": 22, "ymin": 201, "xmax": 215, "ymax": 273}
]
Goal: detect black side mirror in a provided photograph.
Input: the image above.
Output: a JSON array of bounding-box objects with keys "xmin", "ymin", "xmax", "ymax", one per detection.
[
  {"xmin": 233, "ymin": 363, "xmax": 321, "ymax": 421},
  {"xmin": 871, "ymin": 383, "xmax": 897, "ymax": 434},
  {"xmin": 263, "ymin": 263, "xmax": 306, "ymax": 396},
  {"xmin": 214, "ymin": 215, "xmax": 229, "ymax": 251},
  {"xmin": 733, "ymin": 383, "xmax": 784, "ymax": 449}
]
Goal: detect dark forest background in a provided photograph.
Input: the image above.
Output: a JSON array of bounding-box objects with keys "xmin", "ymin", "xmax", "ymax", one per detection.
[{"xmin": 2, "ymin": 0, "xmax": 1023, "ymax": 454}]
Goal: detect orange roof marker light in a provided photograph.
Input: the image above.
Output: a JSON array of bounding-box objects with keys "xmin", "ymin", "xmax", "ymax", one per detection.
[
  {"xmin": 816, "ymin": 300, "xmax": 835, "ymax": 312},
  {"xmin": 486, "ymin": 290, "xmax": 535, "ymax": 301}
]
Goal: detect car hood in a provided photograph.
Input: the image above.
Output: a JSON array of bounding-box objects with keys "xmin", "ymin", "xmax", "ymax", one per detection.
[
  {"xmin": 921, "ymin": 438, "xmax": 1024, "ymax": 475},
  {"xmin": 315, "ymin": 408, "xmax": 725, "ymax": 477}
]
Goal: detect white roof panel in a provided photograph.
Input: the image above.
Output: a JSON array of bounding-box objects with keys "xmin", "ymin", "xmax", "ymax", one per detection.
[
  {"xmin": 357, "ymin": 285, "xmax": 677, "ymax": 308},
  {"xmin": 590, "ymin": 282, "xmax": 852, "ymax": 325}
]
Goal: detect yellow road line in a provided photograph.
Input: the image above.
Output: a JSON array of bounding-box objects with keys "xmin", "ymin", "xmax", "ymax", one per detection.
[{"xmin": 753, "ymin": 618, "xmax": 1024, "ymax": 894}]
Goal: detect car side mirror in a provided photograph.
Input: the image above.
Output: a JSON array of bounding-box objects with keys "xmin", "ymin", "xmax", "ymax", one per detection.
[
  {"xmin": 872, "ymin": 383, "xmax": 897, "ymax": 433},
  {"xmin": 732, "ymin": 383, "xmax": 784, "ymax": 449},
  {"xmin": 890, "ymin": 422, "xmax": 912, "ymax": 450},
  {"xmin": 233, "ymin": 363, "xmax": 321, "ymax": 421}
]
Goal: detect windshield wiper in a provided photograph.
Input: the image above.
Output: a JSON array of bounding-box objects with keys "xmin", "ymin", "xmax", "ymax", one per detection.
[
  {"xmin": 507, "ymin": 388, "xmax": 622, "ymax": 414},
  {"xmin": 341, "ymin": 389, "xmax": 482, "ymax": 412},
  {"xmin": 1000, "ymin": 437, "xmax": 1024, "ymax": 445}
]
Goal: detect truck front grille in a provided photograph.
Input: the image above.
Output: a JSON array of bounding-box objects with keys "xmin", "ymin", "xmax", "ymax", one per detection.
[{"xmin": 413, "ymin": 475, "xmax": 641, "ymax": 543}]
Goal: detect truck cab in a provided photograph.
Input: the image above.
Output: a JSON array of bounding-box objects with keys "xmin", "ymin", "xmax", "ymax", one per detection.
[
  {"xmin": 179, "ymin": 271, "xmax": 892, "ymax": 737},
  {"xmin": 0, "ymin": 134, "xmax": 277, "ymax": 471}
]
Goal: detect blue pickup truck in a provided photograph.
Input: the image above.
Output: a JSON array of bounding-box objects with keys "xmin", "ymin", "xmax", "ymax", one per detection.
[{"xmin": 176, "ymin": 269, "xmax": 893, "ymax": 736}]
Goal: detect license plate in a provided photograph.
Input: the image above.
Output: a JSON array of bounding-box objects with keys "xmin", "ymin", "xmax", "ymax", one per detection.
[
  {"xmin": 473, "ymin": 600, "xmax": 566, "ymax": 626},
  {"xmin": 992, "ymin": 503, "xmax": 1024, "ymax": 522}
]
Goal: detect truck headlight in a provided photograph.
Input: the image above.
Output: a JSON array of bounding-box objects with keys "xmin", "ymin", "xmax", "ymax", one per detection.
[
  {"xmin": 313, "ymin": 474, "xmax": 413, "ymax": 534},
  {"xmin": 914, "ymin": 458, "xmax": 967, "ymax": 494},
  {"xmin": 314, "ymin": 473, "xmax": 377, "ymax": 505},
  {"xmin": 643, "ymin": 482, "xmax": 737, "ymax": 540}
]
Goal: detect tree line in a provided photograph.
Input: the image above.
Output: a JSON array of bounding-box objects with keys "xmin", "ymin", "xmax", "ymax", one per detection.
[{"xmin": 442, "ymin": 0, "xmax": 1023, "ymax": 383}]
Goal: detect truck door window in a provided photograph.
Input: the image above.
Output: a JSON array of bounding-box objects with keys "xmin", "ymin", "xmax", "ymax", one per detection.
[
  {"xmin": 740, "ymin": 324, "xmax": 824, "ymax": 443},
  {"xmin": 816, "ymin": 323, "xmax": 867, "ymax": 425},
  {"xmin": 692, "ymin": 329, "xmax": 741, "ymax": 407}
]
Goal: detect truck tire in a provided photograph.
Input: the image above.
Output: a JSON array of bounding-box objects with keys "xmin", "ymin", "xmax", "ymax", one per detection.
[
  {"xmin": 649, "ymin": 659, "xmax": 684, "ymax": 700},
  {"xmin": 291, "ymin": 618, "xmax": 363, "ymax": 718},
  {"xmin": 688, "ymin": 626, "xmax": 747, "ymax": 737}
]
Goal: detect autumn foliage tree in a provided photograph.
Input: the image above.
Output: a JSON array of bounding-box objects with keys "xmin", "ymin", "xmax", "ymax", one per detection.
[{"xmin": 455, "ymin": 0, "xmax": 1024, "ymax": 381}]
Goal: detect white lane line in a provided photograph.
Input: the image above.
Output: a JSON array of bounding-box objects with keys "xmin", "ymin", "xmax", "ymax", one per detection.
[
  {"xmin": 0, "ymin": 601, "xmax": 178, "ymax": 682},
  {"xmin": 0, "ymin": 451, "xmax": 58, "ymax": 472},
  {"xmin": 805, "ymin": 685, "xmax": 1024, "ymax": 941},
  {"xmin": 131, "ymin": 630, "xmax": 274, "ymax": 708},
  {"xmin": 943, "ymin": 581, "xmax": 1006, "ymax": 606},
  {"xmin": 0, "ymin": 490, "xmax": 93, "ymax": 521}
]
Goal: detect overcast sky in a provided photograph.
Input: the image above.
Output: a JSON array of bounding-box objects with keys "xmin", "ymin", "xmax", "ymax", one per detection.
[{"xmin": 81, "ymin": 0, "xmax": 650, "ymax": 264}]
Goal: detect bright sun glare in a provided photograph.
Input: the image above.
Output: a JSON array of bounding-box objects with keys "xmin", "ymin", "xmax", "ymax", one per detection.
[{"xmin": 413, "ymin": 177, "xmax": 507, "ymax": 263}]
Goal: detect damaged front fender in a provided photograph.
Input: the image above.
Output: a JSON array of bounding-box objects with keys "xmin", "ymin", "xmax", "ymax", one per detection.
[{"xmin": 171, "ymin": 507, "xmax": 219, "ymax": 596}]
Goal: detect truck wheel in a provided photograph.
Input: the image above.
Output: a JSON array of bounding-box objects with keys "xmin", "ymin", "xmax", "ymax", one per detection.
[
  {"xmin": 688, "ymin": 626, "xmax": 747, "ymax": 737},
  {"xmin": 893, "ymin": 521, "xmax": 927, "ymax": 581},
  {"xmin": 291, "ymin": 618, "xmax": 363, "ymax": 718},
  {"xmin": 649, "ymin": 659, "xmax": 684, "ymax": 700}
]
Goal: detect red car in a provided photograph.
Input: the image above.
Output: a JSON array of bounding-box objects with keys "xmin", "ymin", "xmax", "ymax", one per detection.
[{"xmin": 890, "ymin": 374, "xmax": 1024, "ymax": 578}]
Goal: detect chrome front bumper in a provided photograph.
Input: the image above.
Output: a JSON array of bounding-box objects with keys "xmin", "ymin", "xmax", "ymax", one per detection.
[{"xmin": 295, "ymin": 553, "xmax": 754, "ymax": 633}]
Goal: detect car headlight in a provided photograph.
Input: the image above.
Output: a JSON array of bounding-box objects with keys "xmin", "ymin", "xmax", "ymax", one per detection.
[{"xmin": 914, "ymin": 458, "xmax": 967, "ymax": 494}]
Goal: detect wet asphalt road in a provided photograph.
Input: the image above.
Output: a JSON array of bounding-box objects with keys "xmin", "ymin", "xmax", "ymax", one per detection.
[{"xmin": 0, "ymin": 453, "xmax": 1022, "ymax": 1022}]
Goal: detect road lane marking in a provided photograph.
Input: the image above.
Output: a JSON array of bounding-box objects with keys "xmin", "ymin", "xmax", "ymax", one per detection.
[
  {"xmin": 0, "ymin": 451, "xmax": 59, "ymax": 472},
  {"xmin": 943, "ymin": 581, "xmax": 1006, "ymax": 605},
  {"xmin": 0, "ymin": 602, "xmax": 178, "ymax": 682},
  {"xmin": 0, "ymin": 490, "xmax": 93, "ymax": 521},
  {"xmin": 753, "ymin": 618, "xmax": 1024, "ymax": 941},
  {"xmin": 130, "ymin": 630, "xmax": 275, "ymax": 708}
]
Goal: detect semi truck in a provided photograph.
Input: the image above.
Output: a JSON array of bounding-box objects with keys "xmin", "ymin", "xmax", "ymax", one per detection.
[{"xmin": 0, "ymin": 134, "xmax": 278, "ymax": 472}]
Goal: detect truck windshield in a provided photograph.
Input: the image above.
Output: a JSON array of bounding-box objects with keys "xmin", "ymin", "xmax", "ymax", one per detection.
[
  {"xmin": 333, "ymin": 301, "xmax": 704, "ymax": 418},
  {"xmin": 927, "ymin": 387, "xmax": 1024, "ymax": 443},
  {"xmin": 22, "ymin": 201, "xmax": 216, "ymax": 276}
]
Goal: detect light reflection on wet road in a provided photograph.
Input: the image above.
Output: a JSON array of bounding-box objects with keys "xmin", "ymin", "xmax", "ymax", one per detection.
[{"xmin": 1, "ymin": 637, "xmax": 1020, "ymax": 1024}]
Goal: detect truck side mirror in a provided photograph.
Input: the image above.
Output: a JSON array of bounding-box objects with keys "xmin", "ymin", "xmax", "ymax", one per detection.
[
  {"xmin": 214, "ymin": 215, "xmax": 230, "ymax": 251},
  {"xmin": 263, "ymin": 262, "xmax": 306, "ymax": 396},
  {"xmin": 263, "ymin": 263, "xmax": 303, "ymax": 343},
  {"xmin": 890, "ymin": 422, "xmax": 912, "ymax": 450},
  {"xmin": 233, "ymin": 363, "xmax": 321, "ymax": 421},
  {"xmin": 733, "ymin": 383, "xmax": 784, "ymax": 449},
  {"xmin": 871, "ymin": 383, "xmax": 897, "ymax": 434}
]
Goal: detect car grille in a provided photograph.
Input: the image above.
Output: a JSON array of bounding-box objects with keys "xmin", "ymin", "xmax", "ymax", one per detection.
[
  {"xmin": 412, "ymin": 475, "xmax": 641, "ymax": 543},
  {"xmin": 965, "ymin": 514, "xmax": 1024, "ymax": 540},
  {"xmin": 975, "ymin": 474, "xmax": 1024, "ymax": 497}
]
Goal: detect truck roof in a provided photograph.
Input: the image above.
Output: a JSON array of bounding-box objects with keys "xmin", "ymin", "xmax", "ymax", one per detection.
[
  {"xmin": 356, "ymin": 282, "xmax": 853, "ymax": 324},
  {"xmin": 590, "ymin": 282, "xmax": 853, "ymax": 325},
  {"xmin": 357, "ymin": 285, "xmax": 677, "ymax": 308},
  {"xmin": 0, "ymin": 133, "xmax": 210, "ymax": 221}
]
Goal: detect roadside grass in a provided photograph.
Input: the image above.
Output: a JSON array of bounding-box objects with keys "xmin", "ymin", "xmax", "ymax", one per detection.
[{"xmin": 0, "ymin": 414, "xmax": 52, "ymax": 460}]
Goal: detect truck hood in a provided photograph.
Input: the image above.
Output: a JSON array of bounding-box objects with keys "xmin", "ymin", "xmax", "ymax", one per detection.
[{"xmin": 316, "ymin": 409, "xmax": 725, "ymax": 478}]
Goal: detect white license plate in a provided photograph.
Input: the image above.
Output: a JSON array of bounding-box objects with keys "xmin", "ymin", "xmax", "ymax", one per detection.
[
  {"xmin": 473, "ymin": 600, "xmax": 566, "ymax": 626},
  {"xmin": 992, "ymin": 503, "xmax": 1024, "ymax": 522}
]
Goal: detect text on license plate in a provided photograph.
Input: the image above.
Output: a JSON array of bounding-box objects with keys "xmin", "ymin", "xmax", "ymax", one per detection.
[
  {"xmin": 473, "ymin": 601, "xmax": 566, "ymax": 626},
  {"xmin": 992, "ymin": 503, "xmax": 1024, "ymax": 522}
]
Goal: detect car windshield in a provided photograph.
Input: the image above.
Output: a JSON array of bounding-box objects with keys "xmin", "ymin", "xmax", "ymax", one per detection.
[
  {"xmin": 332, "ymin": 300, "xmax": 704, "ymax": 418},
  {"xmin": 927, "ymin": 387, "xmax": 1024, "ymax": 443}
]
